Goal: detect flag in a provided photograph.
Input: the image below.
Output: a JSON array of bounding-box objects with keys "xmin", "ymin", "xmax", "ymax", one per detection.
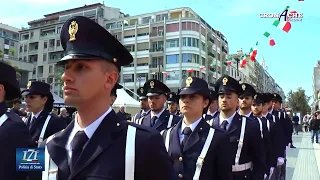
[
  {"xmin": 263, "ymin": 32, "xmax": 276, "ymax": 46},
  {"xmin": 273, "ymin": 20, "xmax": 291, "ymax": 33},
  {"xmin": 200, "ymin": 66, "xmax": 206, "ymax": 70},
  {"xmin": 249, "ymin": 41, "xmax": 258, "ymax": 61},
  {"xmin": 227, "ymin": 61, "xmax": 232, "ymax": 66}
]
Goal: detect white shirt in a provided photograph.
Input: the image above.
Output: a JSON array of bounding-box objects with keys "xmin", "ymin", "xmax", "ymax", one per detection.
[
  {"xmin": 179, "ymin": 118, "xmax": 202, "ymax": 143},
  {"xmin": 65, "ymin": 107, "xmax": 112, "ymax": 163},
  {"xmin": 219, "ymin": 111, "xmax": 237, "ymax": 130},
  {"xmin": 150, "ymin": 108, "xmax": 166, "ymax": 120},
  {"xmin": 237, "ymin": 109, "xmax": 252, "ymax": 117},
  {"xmin": 30, "ymin": 109, "xmax": 43, "ymax": 123}
]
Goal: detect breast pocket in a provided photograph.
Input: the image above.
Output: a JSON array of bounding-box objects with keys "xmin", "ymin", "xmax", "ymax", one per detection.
[
  {"xmin": 86, "ymin": 175, "xmax": 115, "ymax": 180},
  {"xmin": 230, "ymin": 136, "xmax": 239, "ymax": 143}
]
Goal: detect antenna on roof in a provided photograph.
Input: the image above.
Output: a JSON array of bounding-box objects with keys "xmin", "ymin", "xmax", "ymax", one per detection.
[{"xmin": 103, "ymin": 1, "xmax": 105, "ymax": 5}]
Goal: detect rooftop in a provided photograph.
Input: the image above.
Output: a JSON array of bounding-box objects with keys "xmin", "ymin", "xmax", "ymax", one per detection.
[
  {"xmin": 28, "ymin": 3, "xmax": 103, "ymax": 25},
  {"xmin": 0, "ymin": 23, "xmax": 20, "ymax": 33}
]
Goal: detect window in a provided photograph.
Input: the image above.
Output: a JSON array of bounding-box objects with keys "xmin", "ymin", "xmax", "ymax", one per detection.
[
  {"xmin": 49, "ymin": 65, "xmax": 53, "ymax": 73},
  {"xmin": 166, "ymin": 54, "xmax": 179, "ymax": 64},
  {"xmin": 10, "ymin": 41, "xmax": 14, "ymax": 46},
  {"xmin": 137, "ymin": 73, "xmax": 148, "ymax": 83},
  {"xmin": 166, "ymin": 71, "xmax": 179, "ymax": 80},
  {"xmin": 166, "ymin": 23, "xmax": 179, "ymax": 32},
  {"xmin": 4, "ymin": 39, "xmax": 9, "ymax": 45},
  {"xmin": 56, "ymin": 40, "xmax": 61, "ymax": 47},
  {"xmin": 124, "ymin": 45, "xmax": 135, "ymax": 52},
  {"xmin": 182, "ymin": 37, "xmax": 199, "ymax": 48},
  {"xmin": 182, "ymin": 70, "xmax": 188, "ymax": 79},
  {"xmin": 44, "ymin": 42, "xmax": 47, "ymax": 49},
  {"xmin": 142, "ymin": 16, "xmax": 151, "ymax": 24},
  {"xmin": 166, "ymin": 39, "xmax": 179, "ymax": 48},
  {"xmin": 182, "ymin": 53, "xmax": 200, "ymax": 63},
  {"xmin": 201, "ymin": 57, "xmax": 205, "ymax": 66},
  {"xmin": 123, "ymin": 74, "xmax": 134, "ymax": 83},
  {"xmin": 43, "ymin": 54, "xmax": 47, "ymax": 61}
]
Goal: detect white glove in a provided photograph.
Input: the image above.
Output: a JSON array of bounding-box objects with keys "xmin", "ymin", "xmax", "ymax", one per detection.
[
  {"xmin": 264, "ymin": 174, "xmax": 268, "ymax": 179},
  {"xmin": 277, "ymin": 157, "xmax": 285, "ymax": 166},
  {"xmin": 269, "ymin": 167, "xmax": 275, "ymax": 176}
]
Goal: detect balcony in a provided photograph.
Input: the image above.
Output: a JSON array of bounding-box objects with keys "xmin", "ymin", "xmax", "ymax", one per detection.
[
  {"xmin": 208, "ymin": 37, "xmax": 215, "ymax": 44},
  {"xmin": 48, "ymin": 58, "xmax": 60, "ymax": 64},
  {"xmin": 39, "ymin": 34, "xmax": 58, "ymax": 40},
  {"xmin": 149, "ymin": 47, "xmax": 164, "ymax": 53},
  {"xmin": 208, "ymin": 52, "xmax": 215, "ymax": 58},
  {"xmin": 28, "ymin": 49, "xmax": 38, "ymax": 55},
  {"xmin": 37, "ymin": 73, "xmax": 43, "ymax": 78}
]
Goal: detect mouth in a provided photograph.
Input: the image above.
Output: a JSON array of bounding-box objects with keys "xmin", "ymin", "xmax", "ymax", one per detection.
[{"xmin": 63, "ymin": 86, "xmax": 77, "ymax": 92}]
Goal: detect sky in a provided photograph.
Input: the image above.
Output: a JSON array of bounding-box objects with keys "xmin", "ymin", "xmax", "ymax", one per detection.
[{"xmin": 1, "ymin": 0, "xmax": 319, "ymax": 100}]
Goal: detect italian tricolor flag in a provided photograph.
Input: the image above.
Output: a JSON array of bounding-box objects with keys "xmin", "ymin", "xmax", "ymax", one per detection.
[
  {"xmin": 249, "ymin": 42, "xmax": 258, "ymax": 62},
  {"xmin": 199, "ymin": 66, "xmax": 206, "ymax": 70},
  {"xmin": 273, "ymin": 20, "xmax": 291, "ymax": 33},
  {"xmin": 240, "ymin": 55, "xmax": 247, "ymax": 68},
  {"xmin": 263, "ymin": 32, "xmax": 275, "ymax": 46},
  {"xmin": 226, "ymin": 61, "xmax": 232, "ymax": 66}
]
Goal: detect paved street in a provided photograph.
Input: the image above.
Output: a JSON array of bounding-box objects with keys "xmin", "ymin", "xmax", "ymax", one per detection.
[{"xmin": 286, "ymin": 132, "xmax": 320, "ymax": 180}]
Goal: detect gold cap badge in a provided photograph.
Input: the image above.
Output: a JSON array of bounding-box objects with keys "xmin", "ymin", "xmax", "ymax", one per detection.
[
  {"xmin": 274, "ymin": 94, "xmax": 276, "ymax": 97},
  {"xmin": 140, "ymin": 88, "xmax": 144, "ymax": 93},
  {"xmin": 186, "ymin": 77, "xmax": 193, "ymax": 87},
  {"xmin": 68, "ymin": 21, "xmax": 78, "ymax": 42},
  {"xmin": 242, "ymin": 84, "xmax": 246, "ymax": 91},
  {"xmin": 222, "ymin": 77, "xmax": 228, "ymax": 86},
  {"xmin": 169, "ymin": 94, "xmax": 173, "ymax": 98},
  {"xmin": 27, "ymin": 81, "xmax": 32, "ymax": 89},
  {"xmin": 254, "ymin": 94, "xmax": 257, "ymax": 99},
  {"xmin": 150, "ymin": 81, "xmax": 155, "ymax": 88}
]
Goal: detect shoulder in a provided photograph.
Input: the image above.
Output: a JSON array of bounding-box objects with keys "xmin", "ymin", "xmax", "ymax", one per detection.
[
  {"xmin": 126, "ymin": 121, "xmax": 161, "ymax": 136},
  {"xmin": 40, "ymin": 129, "xmax": 65, "ymax": 148}
]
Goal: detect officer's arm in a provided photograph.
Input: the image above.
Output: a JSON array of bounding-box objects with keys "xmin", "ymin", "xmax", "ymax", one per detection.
[
  {"xmin": 214, "ymin": 132, "xmax": 233, "ymax": 180},
  {"xmin": 144, "ymin": 132, "xmax": 175, "ymax": 179},
  {"xmin": 275, "ymin": 116, "xmax": 285, "ymax": 157},
  {"xmin": 249, "ymin": 121, "xmax": 266, "ymax": 180}
]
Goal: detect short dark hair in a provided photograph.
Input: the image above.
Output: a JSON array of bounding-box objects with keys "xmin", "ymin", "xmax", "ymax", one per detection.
[{"xmin": 13, "ymin": 100, "xmax": 21, "ymax": 104}]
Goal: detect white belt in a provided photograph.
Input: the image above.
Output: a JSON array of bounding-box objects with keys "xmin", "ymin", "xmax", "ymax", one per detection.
[{"xmin": 232, "ymin": 162, "xmax": 253, "ymax": 172}]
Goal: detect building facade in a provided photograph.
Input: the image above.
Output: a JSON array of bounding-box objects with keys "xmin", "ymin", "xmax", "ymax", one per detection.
[
  {"xmin": 105, "ymin": 7, "xmax": 229, "ymax": 95},
  {"xmin": 312, "ymin": 61, "xmax": 320, "ymax": 110},
  {"xmin": 0, "ymin": 23, "xmax": 33, "ymax": 89},
  {"xmin": 18, "ymin": 3, "xmax": 124, "ymax": 96}
]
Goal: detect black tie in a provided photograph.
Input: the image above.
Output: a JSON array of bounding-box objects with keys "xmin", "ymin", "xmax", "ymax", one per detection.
[
  {"xmin": 142, "ymin": 112, "xmax": 146, "ymax": 117},
  {"xmin": 181, "ymin": 127, "xmax": 192, "ymax": 149},
  {"xmin": 220, "ymin": 120, "xmax": 229, "ymax": 130},
  {"xmin": 151, "ymin": 116, "xmax": 158, "ymax": 127},
  {"xmin": 70, "ymin": 131, "xmax": 88, "ymax": 170},
  {"xmin": 27, "ymin": 116, "xmax": 36, "ymax": 127}
]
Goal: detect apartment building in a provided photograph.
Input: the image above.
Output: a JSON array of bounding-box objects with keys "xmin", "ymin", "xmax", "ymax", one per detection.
[
  {"xmin": 312, "ymin": 61, "xmax": 320, "ymax": 110},
  {"xmin": 0, "ymin": 23, "xmax": 33, "ymax": 89},
  {"xmin": 105, "ymin": 7, "xmax": 229, "ymax": 94},
  {"xmin": 18, "ymin": 3, "xmax": 124, "ymax": 97}
]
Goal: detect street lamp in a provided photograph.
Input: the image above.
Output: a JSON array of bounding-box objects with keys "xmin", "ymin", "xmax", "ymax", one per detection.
[{"xmin": 230, "ymin": 49, "xmax": 244, "ymax": 81}]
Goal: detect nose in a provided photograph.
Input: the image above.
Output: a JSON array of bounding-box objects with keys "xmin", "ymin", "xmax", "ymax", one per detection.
[{"xmin": 61, "ymin": 69, "xmax": 73, "ymax": 84}]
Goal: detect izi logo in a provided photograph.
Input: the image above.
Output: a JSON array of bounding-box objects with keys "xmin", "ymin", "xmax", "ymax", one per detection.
[{"xmin": 21, "ymin": 149, "xmax": 40, "ymax": 163}]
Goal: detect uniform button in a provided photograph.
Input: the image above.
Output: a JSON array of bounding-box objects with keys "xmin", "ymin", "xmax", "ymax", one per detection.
[
  {"xmin": 178, "ymin": 174, "xmax": 183, "ymax": 178},
  {"xmin": 179, "ymin": 157, "xmax": 183, "ymax": 161}
]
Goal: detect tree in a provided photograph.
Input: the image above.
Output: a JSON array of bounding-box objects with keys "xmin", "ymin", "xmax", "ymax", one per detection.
[
  {"xmin": 287, "ymin": 87, "xmax": 311, "ymax": 116},
  {"xmin": 9, "ymin": 49, "xmax": 15, "ymax": 56}
]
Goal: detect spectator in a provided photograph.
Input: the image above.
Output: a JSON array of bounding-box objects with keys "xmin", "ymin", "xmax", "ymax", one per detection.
[
  {"xmin": 309, "ymin": 115, "xmax": 320, "ymax": 143},
  {"xmin": 303, "ymin": 114, "xmax": 310, "ymax": 132},
  {"xmin": 116, "ymin": 105, "xmax": 128, "ymax": 121},
  {"xmin": 59, "ymin": 108, "xmax": 72, "ymax": 125},
  {"xmin": 292, "ymin": 115, "xmax": 299, "ymax": 135}
]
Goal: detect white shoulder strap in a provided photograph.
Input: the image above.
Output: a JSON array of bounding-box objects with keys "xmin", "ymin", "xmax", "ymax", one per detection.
[
  {"xmin": 125, "ymin": 125, "xmax": 136, "ymax": 180},
  {"xmin": 235, "ymin": 117, "xmax": 246, "ymax": 165},
  {"xmin": 132, "ymin": 113, "xmax": 138, "ymax": 122},
  {"xmin": 272, "ymin": 115, "xmax": 276, "ymax": 123},
  {"xmin": 266, "ymin": 119, "xmax": 270, "ymax": 131},
  {"xmin": 138, "ymin": 116, "xmax": 144, "ymax": 125},
  {"xmin": 193, "ymin": 128, "xmax": 215, "ymax": 180},
  {"xmin": 42, "ymin": 134, "xmax": 57, "ymax": 180},
  {"xmin": 208, "ymin": 119, "xmax": 213, "ymax": 126},
  {"xmin": 202, "ymin": 114, "xmax": 206, "ymax": 119},
  {"xmin": 38, "ymin": 115, "xmax": 51, "ymax": 147},
  {"xmin": 167, "ymin": 115, "xmax": 173, "ymax": 128},
  {"xmin": 0, "ymin": 113, "xmax": 8, "ymax": 126},
  {"xmin": 278, "ymin": 112, "xmax": 281, "ymax": 119},
  {"xmin": 256, "ymin": 117, "xmax": 263, "ymax": 139},
  {"xmin": 164, "ymin": 128, "xmax": 173, "ymax": 152}
]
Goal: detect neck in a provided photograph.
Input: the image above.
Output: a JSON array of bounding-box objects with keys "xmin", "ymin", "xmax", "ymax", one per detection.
[
  {"xmin": 142, "ymin": 108, "xmax": 150, "ymax": 112},
  {"xmin": 253, "ymin": 113, "xmax": 262, "ymax": 117},
  {"xmin": 77, "ymin": 97, "xmax": 111, "ymax": 128},
  {"xmin": 208, "ymin": 109, "xmax": 217, "ymax": 114},
  {"xmin": 220, "ymin": 109, "xmax": 236, "ymax": 119},
  {"xmin": 183, "ymin": 113, "xmax": 202, "ymax": 126},
  {"xmin": 152, "ymin": 107, "xmax": 164, "ymax": 114},
  {"xmin": 32, "ymin": 107, "xmax": 44, "ymax": 115},
  {"xmin": 239, "ymin": 108, "xmax": 251, "ymax": 116}
]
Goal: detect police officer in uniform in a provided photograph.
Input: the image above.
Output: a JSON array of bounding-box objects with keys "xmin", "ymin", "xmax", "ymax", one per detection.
[
  {"xmin": 161, "ymin": 77, "xmax": 233, "ymax": 180},
  {"xmin": 138, "ymin": 79, "xmax": 181, "ymax": 132},
  {"xmin": 272, "ymin": 93, "xmax": 295, "ymax": 148},
  {"xmin": 212, "ymin": 75, "xmax": 266, "ymax": 180},
  {"xmin": 132, "ymin": 86, "xmax": 150, "ymax": 122},
  {"xmin": 167, "ymin": 92, "xmax": 180, "ymax": 115},
  {"xmin": 22, "ymin": 81, "xmax": 67, "ymax": 147},
  {"xmin": 110, "ymin": 83, "xmax": 122, "ymax": 106},
  {"xmin": 238, "ymin": 83, "xmax": 255, "ymax": 117},
  {"xmin": 261, "ymin": 93, "xmax": 285, "ymax": 180},
  {"xmin": 41, "ymin": 16, "xmax": 174, "ymax": 180},
  {"xmin": 204, "ymin": 89, "xmax": 219, "ymax": 125},
  {"xmin": 0, "ymin": 61, "xmax": 32, "ymax": 180},
  {"xmin": 251, "ymin": 93, "xmax": 273, "ymax": 179},
  {"xmin": 260, "ymin": 93, "xmax": 281, "ymax": 179}
]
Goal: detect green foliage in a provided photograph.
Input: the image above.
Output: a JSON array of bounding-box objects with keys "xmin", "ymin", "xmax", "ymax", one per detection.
[
  {"xmin": 9, "ymin": 49, "xmax": 15, "ymax": 56},
  {"xmin": 287, "ymin": 87, "xmax": 311, "ymax": 116}
]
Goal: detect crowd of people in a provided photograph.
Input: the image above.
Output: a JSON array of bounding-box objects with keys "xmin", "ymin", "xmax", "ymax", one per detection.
[{"xmin": 0, "ymin": 15, "xmax": 298, "ymax": 180}]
